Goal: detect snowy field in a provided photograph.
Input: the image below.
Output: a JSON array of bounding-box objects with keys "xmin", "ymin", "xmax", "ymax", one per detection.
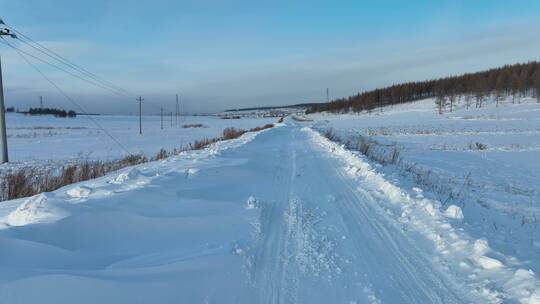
[
  {"xmin": 309, "ymin": 98, "xmax": 540, "ymax": 279},
  {"xmin": 0, "ymin": 100, "xmax": 539, "ymax": 303},
  {"xmin": 3, "ymin": 113, "xmax": 277, "ymax": 162}
]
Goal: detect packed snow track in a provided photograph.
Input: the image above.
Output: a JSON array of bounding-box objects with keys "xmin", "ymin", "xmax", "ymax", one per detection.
[{"xmin": 0, "ymin": 122, "xmax": 538, "ymax": 303}]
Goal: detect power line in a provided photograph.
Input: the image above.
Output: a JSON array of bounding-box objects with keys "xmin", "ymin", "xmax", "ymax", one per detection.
[
  {"xmin": 15, "ymin": 35, "xmax": 129, "ymax": 95},
  {"xmin": 1, "ymin": 37, "xmax": 133, "ymax": 156},
  {"xmin": 15, "ymin": 35, "xmax": 128, "ymax": 95},
  {"xmin": 4, "ymin": 22, "xmax": 131, "ymax": 96},
  {"xmin": 2, "ymin": 37, "xmax": 177, "ymax": 115},
  {"xmin": 1, "ymin": 38, "xmax": 127, "ymax": 96},
  {"xmin": 0, "ymin": 23, "xmax": 181, "ymax": 131},
  {"xmin": 4, "ymin": 24, "xmax": 179, "ymax": 115}
]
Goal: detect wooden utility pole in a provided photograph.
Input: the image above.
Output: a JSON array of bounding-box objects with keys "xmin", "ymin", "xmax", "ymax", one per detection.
[
  {"xmin": 326, "ymin": 88, "xmax": 329, "ymax": 103},
  {"xmin": 170, "ymin": 112, "xmax": 173, "ymax": 127},
  {"xmin": 39, "ymin": 95, "xmax": 43, "ymax": 109},
  {"xmin": 0, "ymin": 25, "xmax": 17, "ymax": 163},
  {"xmin": 175, "ymin": 94, "xmax": 179, "ymax": 126},
  {"xmin": 136, "ymin": 96, "xmax": 144, "ymax": 134},
  {"xmin": 160, "ymin": 107, "xmax": 163, "ymax": 130},
  {"xmin": 0, "ymin": 57, "xmax": 8, "ymax": 163}
]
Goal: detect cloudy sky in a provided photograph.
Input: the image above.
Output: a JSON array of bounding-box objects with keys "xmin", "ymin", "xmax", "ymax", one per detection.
[{"xmin": 2, "ymin": 0, "xmax": 540, "ymax": 114}]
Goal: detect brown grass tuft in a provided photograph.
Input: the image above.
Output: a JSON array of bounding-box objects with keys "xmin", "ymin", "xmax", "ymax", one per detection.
[
  {"xmin": 323, "ymin": 129, "xmax": 337, "ymax": 141},
  {"xmin": 223, "ymin": 127, "xmax": 246, "ymax": 140},
  {"xmin": 155, "ymin": 148, "xmax": 169, "ymax": 160}
]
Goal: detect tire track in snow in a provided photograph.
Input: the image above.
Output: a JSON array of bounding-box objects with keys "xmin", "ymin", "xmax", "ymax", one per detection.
[
  {"xmin": 249, "ymin": 124, "xmax": 472, "ymax": 303},
  {"xmin": 329, "ymin": 165, "xmax": 467, "ymax": 303},
  {"xmin": 252, "ymin": 128, "xmax": 300, "ymax": 303}
]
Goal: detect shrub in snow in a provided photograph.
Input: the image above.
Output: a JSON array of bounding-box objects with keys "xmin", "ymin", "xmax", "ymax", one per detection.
[
  {"xmin": 155, "ymin": 148, "xmax": 169, "ymax": 160},
  {"xmin": 223, "ymin": 127, "xmax": 246, "ymax": 140},
  {"xmin": 468, "ymin": 141, "xmax": 488, "ymax": 151}
]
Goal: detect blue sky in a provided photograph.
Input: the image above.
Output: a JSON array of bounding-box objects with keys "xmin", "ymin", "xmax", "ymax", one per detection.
[{"xmin": 2, "ymin": 0, "xmax": 540, "ymax": 113}]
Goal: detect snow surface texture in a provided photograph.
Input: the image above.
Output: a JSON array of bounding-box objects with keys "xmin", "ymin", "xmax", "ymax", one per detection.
[{"xmin": 0, "ymin": 119, "xmax": 539, "ymax": 303}]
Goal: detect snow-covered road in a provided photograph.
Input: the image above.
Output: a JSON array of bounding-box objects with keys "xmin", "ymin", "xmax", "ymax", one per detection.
[
  {"xmin": 0, "ymin": 123, "xmax": 538, "ymax": 303},
  {"xmin": 247, "ymin": 126, "xmax": 467, "ymax": 303}
]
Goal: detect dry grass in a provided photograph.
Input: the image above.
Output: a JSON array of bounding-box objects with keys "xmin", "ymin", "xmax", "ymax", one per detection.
[
  {"xmin": 323, "ymin": 129, "xmax": 337, "ymax": 141},
  {"xmin": 119, "ymin": 154, "xmax": 147, "ymax": 166},
  {"xmin": 334, "ymin": 131, "xmax": 468, "ymax": 205},
  {"xmin": 190, "ymin": 138, "xmax": 219, "ymax": 150},
  {"xmin": 155, "ymin": 148, "xmax": 169, "ymax": 160},
  {"xmin": 223, "ymin": 127, "xmax": 246, "ymax": 140},
  {"xmin": 250, "ymin": 124, "xmax": 274, "ymax": 132},
  {"xmin": 2, "ymin": 153, "xmax": 149, "ymax": 201},
  {"xmin": 5, "ymin": 170, "xmax": 34, "ymax": 199}
]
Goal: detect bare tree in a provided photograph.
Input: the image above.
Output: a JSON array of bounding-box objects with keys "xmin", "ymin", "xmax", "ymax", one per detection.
[{"xmin": 465, "ymin": 94, "xmax": 472, "ymax": 109}]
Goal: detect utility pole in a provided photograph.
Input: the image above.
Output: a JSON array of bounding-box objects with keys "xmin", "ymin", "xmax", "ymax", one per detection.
[
  {"xmin": 170, "ymin": 112, "xmax": 173, "ymax": 127},
  {"xmin": 160, "ymin": 106, "xmax": 163, "ymax": 130},
  {"xmin": 326, "ymin": 88, "xmax": 329, "ymax": 103},
  {"xmin": 39, "ymin": 95, "xmax": 43, "ymax": 109},
  {"xmin": 0, "ymin": 57, "xmax": 8, "ymax": 163},
  {"xmin": 136, "ymin": 96, "xmax": 144, "ymax": 134},
  {"xmin": 175, "ymin": 94, "xmax": 179, "ymax": 126},
  {"xmin": 0, "ymin": 24, "xmax": 17, "ymax": 163}
]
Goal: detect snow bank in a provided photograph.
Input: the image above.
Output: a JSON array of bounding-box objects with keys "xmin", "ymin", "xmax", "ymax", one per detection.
[
  {"xmin": 6, "ymin": 193, "xmax": 66, "ymax": 226},
  {"xmin": 65, "ymin": 186, "xmax": 92, "ymax": 201},
  {"xmin": 0, "ymin": 126, "xmax": 271, "ymax": 229}
]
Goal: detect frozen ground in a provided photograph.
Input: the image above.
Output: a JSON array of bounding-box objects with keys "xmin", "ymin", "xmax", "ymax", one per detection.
[{"xmin": 0, "ymin": 119, "xmax": 539, "ymax": 303}]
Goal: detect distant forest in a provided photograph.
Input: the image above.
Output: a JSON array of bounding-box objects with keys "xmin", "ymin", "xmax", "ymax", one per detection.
[
  {"xmin": 27, "ymin": 108, "xmax": 77, "ymax": 117},
  {"xmin": 307, "ymin": 61, "xmax": 540, "ymax": 114}
]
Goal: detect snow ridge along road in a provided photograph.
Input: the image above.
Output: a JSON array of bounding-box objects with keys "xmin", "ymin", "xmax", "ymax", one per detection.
[{"xmin": 0, "ymin": 122, "xmax": 538, "ymax": 303}]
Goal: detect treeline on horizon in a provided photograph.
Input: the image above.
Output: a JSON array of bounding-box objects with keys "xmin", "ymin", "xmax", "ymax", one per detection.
[
  {"xmin": 27, "ymin": 107, "xmax": 77, "ymax": 117},
  {"xmin": 307, "ymin": 61, "xmax": 540, "ymax": 114}
]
